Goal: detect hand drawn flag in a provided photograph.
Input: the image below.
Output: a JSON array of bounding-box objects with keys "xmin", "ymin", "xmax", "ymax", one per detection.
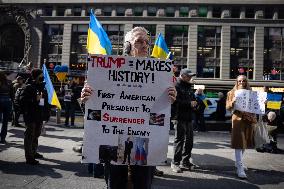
[
  {"xmin": 267, "ymin": 93, "xmax": 283, "ymax": 109},
  {"xmin": 135, "ymin": 146, "xmax": 140, "ymax": 161},
  {"xmin": 87, "ymin": 9, "xmax": 112, "ymax": 55},
  {"xmin": 140, "ymin": 146, "xmax": 147, "ymax": 161},
  {"xmin": 151, "ymin": 33, "xmax": 172, "ymax": 60},
  {"xmin": 42, "ymin": 64, "xmax": 61, "ymax": 109}
]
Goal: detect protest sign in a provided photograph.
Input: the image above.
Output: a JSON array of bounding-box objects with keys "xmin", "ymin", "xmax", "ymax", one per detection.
[
  {"xmin": 234, "ymin": 89, "xmax": 267, "ymax": 115},
  {"xmin": 83, "ymin": 55, "xmax": 173, "ymax": 166}
]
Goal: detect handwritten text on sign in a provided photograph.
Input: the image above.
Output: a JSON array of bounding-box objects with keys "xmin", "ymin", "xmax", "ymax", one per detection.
[
  {"xmin": 235, "ymin": 89, "xmax": 267, "ymax": 115},
  {"xmin": 83, "ymin": 55, "xmax": 173, "ymax": 166}
]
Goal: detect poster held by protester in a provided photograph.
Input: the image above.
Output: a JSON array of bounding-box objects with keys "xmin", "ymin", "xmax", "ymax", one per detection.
[
  {"xmin": 83, "ymin": 55, "xmax": 173, "ymax": 166},
  {"xmin": 234, "ymin": 89, "xmax": 267, "ymax": 115}
]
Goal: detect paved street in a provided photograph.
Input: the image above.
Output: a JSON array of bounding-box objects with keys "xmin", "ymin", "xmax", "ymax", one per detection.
[{"xmin": 1, "ymin": 120, "xmax": 284, "ymax": 189}]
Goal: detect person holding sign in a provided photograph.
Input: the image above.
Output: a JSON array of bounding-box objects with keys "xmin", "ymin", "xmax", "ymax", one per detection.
[
  {"xmin": 81, "ymin": 27, "xmax": 176, "ymax": 189},
  {"xmin": 226, "ymin": 75, "xmax": 257, "ymax": 179}
]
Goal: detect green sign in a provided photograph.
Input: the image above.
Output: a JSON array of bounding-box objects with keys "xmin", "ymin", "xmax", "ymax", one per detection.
[{"xmin": 205, "ymin": 92, "xmax": 218, "ymax": 98}]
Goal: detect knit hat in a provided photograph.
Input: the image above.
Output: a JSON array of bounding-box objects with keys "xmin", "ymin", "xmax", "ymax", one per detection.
[{"xmin": 31, "ymin": 68, "xmax": 43, "ymax": 79}]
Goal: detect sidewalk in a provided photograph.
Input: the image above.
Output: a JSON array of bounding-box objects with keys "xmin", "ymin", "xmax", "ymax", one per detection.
[{"xmin": 1, "ymin": 122, "xmax": 284, "ymax": 189}]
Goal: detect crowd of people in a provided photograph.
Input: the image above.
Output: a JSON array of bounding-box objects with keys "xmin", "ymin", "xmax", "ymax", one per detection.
[{"xmin": 0, "ymin": 26, "xmax": 283, "ymax": 188}]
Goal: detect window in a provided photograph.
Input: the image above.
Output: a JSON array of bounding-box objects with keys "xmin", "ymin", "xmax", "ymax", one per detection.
[
  {"xmin": 73, "ymin": 6, "xmax": 82, "ymax": 16},
  {"xmin": 117, "ymin": 7, "xmax": 125, "ymax": 16},
  {"xmin": 279, "ymin": 7, "xmax": 284, "ymax": 19},
  {"xmin": 263, "ymin": 28, "xmax": 284, "ymax": 80},
  {"xmin": 166, "ymin": 7, "xmax": 175, "ymax": 17},
  {"xmin": 198, "ymin": 6, "xmax": 207, "ymax": 17},
  {"xmin": 103, "ymin": 7, "xmax": 112, "ymax": 16},
  {"xmin": 264, "ymin": 7, "xmax": 273, "ymax": 19},
  {"xmin": 231, "ymin": 7, "xmax": 240, "ymax": 18},
  {"xmin": 230, "ymin": 27, "xmax": 255, "ymax": 79},
  {"xmin": 44, "ymin": 6, "xmax": 53, "ymax": 16},
  {"xmin": 197, "ymin": 26, "xmax": 221, "ymax": 78},
  {"xmin": 148, "ymin": 6, "xmax": 156, "ymax": 16},
  {"xmin": 134, "ymin": 7, "xmax": 143, "ymax": 16},
  {"xmin": 103, "ymin": 24, "xmax": 124, "ymax": 55},
  {"xmin": 42, "ymin": 24, "xmax": 64, "ymax": 68},
  {"xmin": 180, "ymin": 7, "xmax": 189, "ymax": 17},
  {"xmin": 212, "ymin": 7, "xmax": 221, "ymax": 18},
  {"xmin": 165, "ymin": 25, "xmax": 188, "ymax": 67},
  {"xmin": 57, "ymin": 6, "xmax": 65, "ymax": 16},
  {"xmin": 246, "ymin": 8, "xmax": 255, "ymax": 18}
]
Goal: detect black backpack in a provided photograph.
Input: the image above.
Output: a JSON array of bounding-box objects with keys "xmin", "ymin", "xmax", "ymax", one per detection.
[{"xmin": 14, "ymin": 87, "xmax": 26, "ymax": 113}]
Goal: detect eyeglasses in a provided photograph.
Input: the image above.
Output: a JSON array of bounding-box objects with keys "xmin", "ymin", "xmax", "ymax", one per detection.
[
  {"xmin": 134, "ymin": 38, "xmax": 150, "ymax": 47},
  {"xmin": 237, "ymin": 80, "xmax": 247, "ymax": 83}
]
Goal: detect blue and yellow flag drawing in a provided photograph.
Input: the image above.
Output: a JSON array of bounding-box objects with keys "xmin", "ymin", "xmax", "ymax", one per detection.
[
  {"xmin": 87, "ymin": 10, "xmax": 112, "ymax": 55},
  {"xmin": 151, "ymin": 33, "xmax": 172, "ymax": 60},
  {"xmin": 42, "ymin": 64, "xmax": 61, "ymax": 109}
]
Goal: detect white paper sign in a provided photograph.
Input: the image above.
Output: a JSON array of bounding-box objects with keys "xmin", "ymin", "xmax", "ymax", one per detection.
[
  {"xmin": 83, "ymin": 55, "xmax": 173, "ymax": 166},
  {"xmin": 234, "ymin": 89, "xmax": 267, "ymax": 115}
]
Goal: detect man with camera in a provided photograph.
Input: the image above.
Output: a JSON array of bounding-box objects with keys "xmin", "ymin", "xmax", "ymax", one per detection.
[{"xmin": 21, "ymin": 69, "xmax": 48, "ymax": 165}]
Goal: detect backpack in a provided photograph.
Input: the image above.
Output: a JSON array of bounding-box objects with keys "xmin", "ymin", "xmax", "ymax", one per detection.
[{"xmin": 14, "ymin": 87, "xmax": 26, "ymax": 113}]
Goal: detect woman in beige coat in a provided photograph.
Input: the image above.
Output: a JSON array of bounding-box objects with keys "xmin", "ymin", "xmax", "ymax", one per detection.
[{"xmin": 226, "ymin": 75, "xmax": 257, "ymax": 179}]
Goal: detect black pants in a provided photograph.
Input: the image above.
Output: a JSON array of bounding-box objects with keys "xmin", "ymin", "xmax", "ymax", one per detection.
[
  {"xmin": 105, "ymin": 164, "xmax": 153, "ymax": 189},
  {"xmin": 172, "ymin": 120, "xmax": 193, "ymax": 165},
  {"xmin": 123, "ymin": 151, "xmax": 131, "ymax": 164},
  {"xmin": 12, "ymin": 106, "xmax": 21, "ymax": 126},
  {"xmin": 24, "ymin": 121, "xmax": 43, "ymax": 161},
  {"xmin": 0, "ymin": 97, "xmax": 12, "ymax": 141},
  {"xmin": 64, "ymin": 102, "xmax": 75, "ymax": 126},
  {"xmin": 193, "ymin": 112, "xmax": 206, "ymax": 132}
]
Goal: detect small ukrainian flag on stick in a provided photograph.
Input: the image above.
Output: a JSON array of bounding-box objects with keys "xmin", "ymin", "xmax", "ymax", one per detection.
[
  {"xmin": 87, "ymin": 9, "xmax": 112, "ymax": 55},
  {"xmin": 42, "ymin": 64, "xmax": 61, "ymax": 110},
  {"xmin": 151, "ymin": 33, "xmax": 172, "ymax": 60}
]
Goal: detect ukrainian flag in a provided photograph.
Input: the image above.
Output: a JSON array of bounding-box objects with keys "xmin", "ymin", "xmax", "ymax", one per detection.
[
  {"xmin": 87, "ymin": 10, "xmax": 112, "ymax": 55},
  {"xmin": 42, "ymin": 64, "xmax": 61, "ymax": 110},
  {"xmin": 151, "ymin": 33, "xmax": 172, "ymax": 60}
]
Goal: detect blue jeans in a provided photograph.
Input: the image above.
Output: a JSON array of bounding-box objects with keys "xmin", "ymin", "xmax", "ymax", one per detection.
[{"xmin": 0, "ymin": 96, "xmax": 12, "ymax": 141}]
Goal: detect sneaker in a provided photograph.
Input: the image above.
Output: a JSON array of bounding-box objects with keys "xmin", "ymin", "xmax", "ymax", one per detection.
[
  {"xmin": 26, "ymin": 159, "xmax": 39, "ymax": 165},
  {"xmin": 236, "ymin": 162, "xmax": 247, "ymax": 179},
  {"xmin": 171, "ymin": 163, "xmax": 182, "ymax": 173},
  {"xmin": 180, "ymin": 162, "xmax": 199, "ymax": 170},
  {"xmin": 154, "ymin": 168, "xmax": 164, "ymax": 176},
  {"xmin": 72, "ymin": 146, "xmax": 82, "ymax": 153},
  {"xmin": 34, "ymin": 153, "xmax": 44, "ymax": 159}
]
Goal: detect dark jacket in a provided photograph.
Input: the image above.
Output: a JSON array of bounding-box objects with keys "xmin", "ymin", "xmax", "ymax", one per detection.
[
  {"xmin": 172, "ymin": 78, "xmax": 196, "ymax": 121},
  {"xmin": 22, "ymin": 78, "xmax": 47, "ymax": 124},
  {"xmin": 215, "ymin": 97, "xmax": 226, "ymax": 120}
]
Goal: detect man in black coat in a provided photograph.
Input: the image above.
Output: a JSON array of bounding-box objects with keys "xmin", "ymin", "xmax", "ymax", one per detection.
[
  {"xmin": 122, "ymin": 137, "xmax": 133, "ymax": 164},
  {"xmin": 22, "ymin": 69, "xmax": 47, "ymax": 165},
  {"xmin": 171, "ymin": 68, "xmax": 198, "ymax": 173}
]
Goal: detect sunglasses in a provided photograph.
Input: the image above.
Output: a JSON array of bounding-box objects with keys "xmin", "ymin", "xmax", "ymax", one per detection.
[
  {"xmin": 134, "ymin": 38, "xmax": 150, "ymax": 46},
  {"xmin": 237, "ymin": 80, "xmax": 247, "ymax": 83}
]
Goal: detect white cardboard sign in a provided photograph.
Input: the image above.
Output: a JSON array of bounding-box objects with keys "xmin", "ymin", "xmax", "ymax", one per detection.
[{"xmin": 83, "ymin": 55, "xmax": 173, "ymax": 166}]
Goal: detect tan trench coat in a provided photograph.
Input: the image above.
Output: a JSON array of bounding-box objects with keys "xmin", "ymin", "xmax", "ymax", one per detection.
[{"xmin": 226, "ymin": 90, "xmax": 257, "ymax": 149}]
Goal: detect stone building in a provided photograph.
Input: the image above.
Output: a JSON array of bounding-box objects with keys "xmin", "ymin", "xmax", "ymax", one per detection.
[{"xmin": 1, "ymin": 0, "xmax": 284, "ymax": 90}]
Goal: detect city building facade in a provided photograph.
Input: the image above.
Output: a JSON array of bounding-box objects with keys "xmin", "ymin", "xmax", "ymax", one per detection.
[{"xmin": 1, "ymin": 0, "xmax": 284, "ymax": 91}]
